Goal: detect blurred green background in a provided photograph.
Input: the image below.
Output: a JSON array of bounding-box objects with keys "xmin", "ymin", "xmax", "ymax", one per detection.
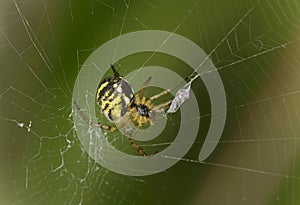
[{"xmin": 1, "ymin": 0, "xmax": 300, "ymax": 204}]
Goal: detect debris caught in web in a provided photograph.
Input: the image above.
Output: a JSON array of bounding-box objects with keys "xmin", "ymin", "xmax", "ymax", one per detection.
[{"xmin": 167, "ymin": 82, "xmax": 191, "ymax": 113}]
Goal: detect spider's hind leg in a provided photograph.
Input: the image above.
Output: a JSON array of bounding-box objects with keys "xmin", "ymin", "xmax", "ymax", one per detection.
[{"xmin": 128, "ymin": 138, "xmax": 148, "ymax": 156}]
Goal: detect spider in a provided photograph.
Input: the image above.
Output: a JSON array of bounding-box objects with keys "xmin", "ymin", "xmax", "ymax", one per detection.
[{"xmin": 74, "ymin": 65, "xmax": 175, "ymax": 156}]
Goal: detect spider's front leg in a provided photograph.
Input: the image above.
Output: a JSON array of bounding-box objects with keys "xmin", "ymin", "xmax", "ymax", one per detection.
[
  {"xmin": 74, "ymin": 101, "xmax": 149, "ymax": 156},
  {"xmin": 95, "ymin": 123, "xmax": 118, "ymax": 132},
  {"xmin": 152, "ymin": 100, "xmax": 172, "ymax": 113},
  {"xmin": 136, "ymin": 76, "xmax": 152, "ymax": 98},
  {"xmin": 73, "ymin": 100, "xmax": 118, "ymax": 131}
]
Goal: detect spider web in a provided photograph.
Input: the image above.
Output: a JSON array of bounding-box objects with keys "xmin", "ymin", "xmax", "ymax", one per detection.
[{"xmin": 1, "ymin": 0, "xmax": 300, "ymax": 204}]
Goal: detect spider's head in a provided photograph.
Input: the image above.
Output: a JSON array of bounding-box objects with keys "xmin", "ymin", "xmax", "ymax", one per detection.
[
  {"xmin": 136, "ymin": 104, "xmax": 150, "ymax": 118},
  {"xmin": 129, "ymin": 96, "xmax": 154, "ymax": 127}
]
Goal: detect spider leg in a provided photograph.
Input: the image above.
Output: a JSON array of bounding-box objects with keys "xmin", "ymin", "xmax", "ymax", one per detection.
[
  {"xmin": 110, "ymin": 64, "xmax": 120, "ymax": 77},
  {"xmin": 143, "ymin": 76, "xmax": 152, "ymax": 86},
  {"xmin": 94, "ymin": 123, "xmax": 117, "ymax": 131},
  {"xmin": 152, "ymin": 100, "xmax": 172, "ymax": 113},
  {"xmin": 117, "ymin": 119, "xmax": 148, "ymax": 156},
  {"xmin": 73, "ymin": 100, "xmax": 117, "ymax": 132},
  {"xmin": 150, "ymin": 89, "xmax": 171, "ymax": 101},
  {"xmin": 128, "ymin": 138, "xmax": 148, "ymax": 156},
  {"xmin": 137, "ymin": 76, "xmax": 152, "ymax": 97},
  {"xmin": 74, "ymin": 101, "xmax": 149, "ymax": 155},
  {"xmin": 149, "ymin": 73, "xmax": 192, "ymax": 102}
]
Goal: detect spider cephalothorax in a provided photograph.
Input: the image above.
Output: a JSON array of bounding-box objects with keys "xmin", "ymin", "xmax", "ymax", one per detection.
[{"xmin": 129, "ymin": 94, "xmax": 154, "ymax": 127}]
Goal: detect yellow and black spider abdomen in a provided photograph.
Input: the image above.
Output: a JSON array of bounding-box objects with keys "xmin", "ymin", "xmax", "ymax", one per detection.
[{"xmin": 96, "ymin": 76, "xmax": 134, "ymax": 122}]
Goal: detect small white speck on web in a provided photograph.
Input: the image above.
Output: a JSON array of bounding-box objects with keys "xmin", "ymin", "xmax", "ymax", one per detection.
[
  {"xmin": 167, "ymin": 83, "xmax": 191, "ymax": 113},
  {"xmin": 17, "ymin": 122, "xmax": 25, "ymax": 128},
  {"xmin": 27, "ymin": 121, "xmax": 32, "ymax": 132},
  {"xmin": 68, "ymin": 110, "xmax": 73, "ymax": 120},
  {"xmin": 14, "ymin": 120, "xmax": 33, "ymax": 132}
]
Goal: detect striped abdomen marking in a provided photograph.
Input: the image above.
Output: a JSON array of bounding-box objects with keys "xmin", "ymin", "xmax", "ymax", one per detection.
[{"xmin": 96, "ymin": 76, "xmax": 134, "ymax": 122}]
